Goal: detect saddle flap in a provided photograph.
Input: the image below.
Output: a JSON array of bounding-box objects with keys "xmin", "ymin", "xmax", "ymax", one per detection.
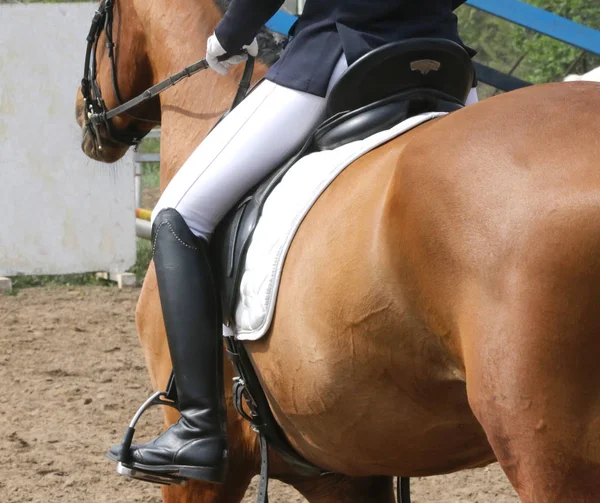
[{"xmin": 211, "ymin": 146, "xmax": 310, "ymax": 324}]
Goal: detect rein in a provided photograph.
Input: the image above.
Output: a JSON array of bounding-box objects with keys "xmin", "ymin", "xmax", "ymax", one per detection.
[{"xmin": 81, "ymin": 0, "xmax": 254, "ymax": 150}]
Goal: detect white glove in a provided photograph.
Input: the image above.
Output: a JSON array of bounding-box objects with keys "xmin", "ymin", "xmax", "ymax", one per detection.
[{"xmin": 206, "ymin": 33, "xmax": 259, "ymax": 75}]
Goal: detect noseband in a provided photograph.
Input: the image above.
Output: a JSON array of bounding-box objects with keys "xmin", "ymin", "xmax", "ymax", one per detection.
[{"xmin": 81, "ymin": 0, "xmax": 254, "ymax": 150}]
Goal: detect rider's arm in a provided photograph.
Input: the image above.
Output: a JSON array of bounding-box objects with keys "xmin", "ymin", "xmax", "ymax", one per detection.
[{"xmin": 215, "ymin": 0, "xmax": 285, "ymax": 53}]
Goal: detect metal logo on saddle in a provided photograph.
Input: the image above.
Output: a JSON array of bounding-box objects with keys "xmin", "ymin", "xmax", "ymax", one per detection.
[{"xmin": 410, "ymin": 59, "xmax": 442, "ymax": 74}]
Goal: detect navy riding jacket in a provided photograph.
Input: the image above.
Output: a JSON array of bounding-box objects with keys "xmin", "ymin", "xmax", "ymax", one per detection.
[{"xmin": 216, "ymin": 0, "xmax": 469, "ymax": 97}]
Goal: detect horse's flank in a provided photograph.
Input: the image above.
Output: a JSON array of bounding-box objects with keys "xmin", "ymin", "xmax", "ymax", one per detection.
[{"xmin": 248, "ymin": 81, "xmax": 600, "ymax": 497}]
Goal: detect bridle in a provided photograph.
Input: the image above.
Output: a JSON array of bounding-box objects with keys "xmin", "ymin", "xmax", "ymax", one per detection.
[
  {"xmin": 81, "ymin": 0, "xmax": 152, "ymax": 148},
  {"xmin": 81, "ymin": 0, "xmax": 254, "ymax": 150}
]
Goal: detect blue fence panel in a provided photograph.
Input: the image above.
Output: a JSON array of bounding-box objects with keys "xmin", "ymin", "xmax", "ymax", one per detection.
[
  {"xmin": 265, "ymin": 10, "xmax": 296, "ymax": 34},
  {"xmin": 473, "ymin": 62, "xmax": 532, "ymax": 91}
]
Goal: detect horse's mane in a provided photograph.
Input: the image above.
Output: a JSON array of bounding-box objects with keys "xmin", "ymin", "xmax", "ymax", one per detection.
[{"xmin": 214, "ymin": 0, "xmax": 287, "ymax": 66}]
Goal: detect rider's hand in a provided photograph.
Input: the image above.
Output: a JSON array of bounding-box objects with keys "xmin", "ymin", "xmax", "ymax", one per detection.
[{"xmin": 206, "ymin": 33, "xmax": 258, "ymax": 75}]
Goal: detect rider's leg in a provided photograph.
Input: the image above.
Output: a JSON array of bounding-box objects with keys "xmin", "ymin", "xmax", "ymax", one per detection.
[
  {"xmin": 109, "ymin": 55, "xmax": 347, "ymax": 483},
  {"xmin": 109, "ymin": 208, "xmax": 228, "ymax": 482},
  {"xmin": 155, "ymin": 54, "xmax": 348, "ymax": 239}
]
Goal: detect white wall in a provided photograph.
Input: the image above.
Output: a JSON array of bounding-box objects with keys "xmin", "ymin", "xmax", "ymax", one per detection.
[{"xmin": 0, "ymin": 3, "xmax": 136, "ymax": 276}]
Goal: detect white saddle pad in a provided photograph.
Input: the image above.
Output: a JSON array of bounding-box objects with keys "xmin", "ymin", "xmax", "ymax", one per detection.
[{"xmin": 227, "ymin": 112, "xmax": 446, "ymax": 341}]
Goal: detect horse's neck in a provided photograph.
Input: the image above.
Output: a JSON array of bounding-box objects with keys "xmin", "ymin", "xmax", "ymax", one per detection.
[{"xmin": 139, "ymin": 0, "xmax": 268, "ymax": 187}]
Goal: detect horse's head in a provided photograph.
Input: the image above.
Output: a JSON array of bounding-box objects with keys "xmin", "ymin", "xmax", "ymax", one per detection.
[{"xmin": 75, "ymin": 0, "xmax": 160, "ymax": 163}]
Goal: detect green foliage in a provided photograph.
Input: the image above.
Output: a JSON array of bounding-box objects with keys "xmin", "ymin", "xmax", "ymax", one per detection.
[
  {"xmin": 130, "ymin": 238, "xmax": 154, "ymax": 284},
  {"xmin": 142, "ymin": 163, "xmax": 160, "ymax": 189},
  {"xmin": 141, "ymin": 137, "xmax": 160, "ymax": 154},
  {"xmin": 8, "ymin": 273, "xmax": 110, "ymax": 292},
  {"xmin": 458, "ymin": 6, "xmax": 521, "ymax": 74},
  {"xmin": 138, "ymin": 136, "xmax": 161, "ymax": 189},
  {"xmin": 513, "ymin": 0, "xmax": 600, "ymax": 83},
  {"xmin": 457, "ymin": 0, "xmax": 600, "ymax": 87}
]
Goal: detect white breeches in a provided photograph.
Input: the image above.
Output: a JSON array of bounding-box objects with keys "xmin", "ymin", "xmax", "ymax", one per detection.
[
  {"xmin": 153, "ymin": 55, "xmax": 479, "ymax": 240},
  {"xmin": 153, "ymin": 56, "xmax": 349, "ymax": 240},
  {"xmin": 465, "ymin": 86, "xmax": 478, "ymax": 106}
]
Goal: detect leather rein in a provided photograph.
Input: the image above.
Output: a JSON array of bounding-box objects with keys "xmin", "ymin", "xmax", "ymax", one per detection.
[{"xmin": 80, "ymin": 0, "xmax": 254, "ymax": 150}]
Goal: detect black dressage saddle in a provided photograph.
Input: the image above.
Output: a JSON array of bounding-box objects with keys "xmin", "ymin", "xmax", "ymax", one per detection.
[{"xmin": 212, "ymin": 38, "xmax": 474, "ymax": 323}]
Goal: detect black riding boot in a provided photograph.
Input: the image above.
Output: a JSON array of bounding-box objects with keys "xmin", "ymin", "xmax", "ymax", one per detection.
[{"xmin": 108, "ymin": 208, "xmax": 227, "ymax": 483}]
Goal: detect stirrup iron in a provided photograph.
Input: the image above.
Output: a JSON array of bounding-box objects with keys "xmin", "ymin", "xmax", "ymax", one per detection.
[
  {"xmin": 114, "ymin": 386, "xmax": 184, "ymax": 485},
  {"xmin": 116, "ymin": 463, "xmax": 187, "ymax": 486}
]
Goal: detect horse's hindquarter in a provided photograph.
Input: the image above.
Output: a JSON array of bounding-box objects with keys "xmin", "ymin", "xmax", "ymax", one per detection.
[{"xmin": 247, "ymin": 82, "xmax": 600, "ymax": 480}]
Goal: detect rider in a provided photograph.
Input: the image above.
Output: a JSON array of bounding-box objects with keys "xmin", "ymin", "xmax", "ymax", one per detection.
[{"xmin": 110, "ymin": 0, "xmax": 477, "ymax": 483}]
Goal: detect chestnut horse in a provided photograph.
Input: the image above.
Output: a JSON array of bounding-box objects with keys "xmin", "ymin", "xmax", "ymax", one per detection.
[{"xmin": 76, "ymin": 0, "xmax": 600, "ymax": 501}]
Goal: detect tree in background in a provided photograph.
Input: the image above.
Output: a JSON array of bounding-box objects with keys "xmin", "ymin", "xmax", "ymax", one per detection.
[{"xmin": 457, "ymin": 0, "xmax": 600, "ymax": 87}]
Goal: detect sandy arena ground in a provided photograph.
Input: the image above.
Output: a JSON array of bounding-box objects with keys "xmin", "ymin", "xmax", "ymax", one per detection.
[{"xmin": 1, "ymin": 286, "xmax": 519, "ymax": 502}]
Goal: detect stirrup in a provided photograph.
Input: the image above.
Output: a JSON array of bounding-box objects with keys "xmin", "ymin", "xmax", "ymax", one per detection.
[
  {"xmin": 113, "ymin": 389, "xmax": 183, "ymax": 485},
  {"xmin": 116, "ymin": 463, "xmax": 187, "ymax": 486}
]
